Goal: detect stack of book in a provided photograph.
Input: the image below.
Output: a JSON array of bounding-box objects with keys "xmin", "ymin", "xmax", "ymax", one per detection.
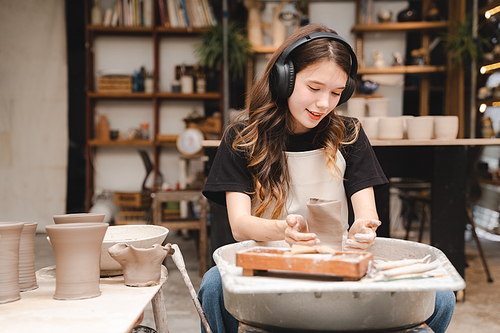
[
  {"xmin": 158, "ymin": 0, "xmax": 217, "ymax": 28},
  {"xmin": 101, "ymin": 0, "xmax": 153, "ymax": 27}
]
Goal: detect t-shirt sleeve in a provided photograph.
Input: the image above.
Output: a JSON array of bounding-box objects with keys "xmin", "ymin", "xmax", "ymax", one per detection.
[
  {"xmin": 342, "ymin": 124, "xmax": 388, "ymax": 198},
  {"xmin": 202, "ymin": 126, "xmax": 253, "ymax": 206}
]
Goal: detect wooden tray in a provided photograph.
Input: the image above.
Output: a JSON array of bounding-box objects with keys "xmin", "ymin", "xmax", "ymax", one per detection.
[{"xmin": 236, "ymin": 247, "xmax": 373, "ymax": 280}]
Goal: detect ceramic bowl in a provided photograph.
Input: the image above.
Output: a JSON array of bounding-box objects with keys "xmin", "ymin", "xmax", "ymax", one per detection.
[
  {"xmin": 434, "ymin": 116, "xmax": 459, "ymax": 140},
  {"xmin": 100, "ymin": 225, "xmax": 169, "ymax": 276},
  {"xmin": 53, "ymin": 213, "xmax": 105, "ymax": 224},
  {"xmin": 377, "ymin": 117, "xmax": 404, "ymax": 139},
  {"xmin": 406, "ymin": 116, "xmax": 434, "ymax": 140},
  {"xmin": 357, "ymin": 80, "xmax": 379, "ymax": 95}
]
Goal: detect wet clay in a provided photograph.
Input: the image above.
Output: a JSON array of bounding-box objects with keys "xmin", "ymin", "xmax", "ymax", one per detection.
[
  {"xmin": 306, "ymin": 198, "xmax": 343, "ymax": 251},
  {"xmin": 108, "ymin": 243, "xmax": 174, "ymax": 287},
  {"xmin": 53, "ymin": 213, "xmax": 105, "ymax": 224},
  {"xmin": 0, "ymin": 222, "xmax": 25, "ymax": 304},
  {"xmin": 19, "ymin": 222, "xmax": 38, "ymax": 291},
  {"xmin": 45, "ymin": 222, "xmax": 108, "ymax": 300}
]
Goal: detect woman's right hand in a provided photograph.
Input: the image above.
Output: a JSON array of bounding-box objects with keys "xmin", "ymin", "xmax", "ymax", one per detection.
[{"xmin": 284, "ymin": 214, "xmax": 320, "ymax": 246}]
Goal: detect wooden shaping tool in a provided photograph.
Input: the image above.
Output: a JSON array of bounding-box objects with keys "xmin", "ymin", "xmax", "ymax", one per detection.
[{"xmin": 236, "ymin": 247, "xmax": 373, "ymax": 280}]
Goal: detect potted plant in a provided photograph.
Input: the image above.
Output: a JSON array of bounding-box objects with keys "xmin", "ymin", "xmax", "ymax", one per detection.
[
  {"xmin": 195, "ymin": 21, "xmax": 253, "ymax": 85},
  {"xmin": 443, "ymin": 13, "xmax": 490, "ymax": 66}
]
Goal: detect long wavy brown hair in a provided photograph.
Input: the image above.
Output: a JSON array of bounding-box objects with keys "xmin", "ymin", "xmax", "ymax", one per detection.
[{"xmin": 231, "ymin": 23, "xmax": 359, "ymax": 219}]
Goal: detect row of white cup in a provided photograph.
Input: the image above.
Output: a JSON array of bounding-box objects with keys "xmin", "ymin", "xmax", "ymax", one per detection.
[
  {"xmin": 358, "ymin": 115, "xmax": 459, "ymax": 140},
  {"xmin": 347, "ymin": 97, "xmax": 389, "ymax": 117}
]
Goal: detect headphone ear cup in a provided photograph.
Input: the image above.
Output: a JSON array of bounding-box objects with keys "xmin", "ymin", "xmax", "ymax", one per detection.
[
  {"xmin": 284, "ymin": 60, "xmax": 295, "ymax": 99},
  {"xmin": 338, "ymin": 76, "xmax": 355, "ymax": 105}
]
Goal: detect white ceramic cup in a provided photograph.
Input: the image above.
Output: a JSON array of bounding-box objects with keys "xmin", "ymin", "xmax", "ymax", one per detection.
[
  {"xmin": 434, "ymin": 115, "xmax": 459, "ymax": 140},
  {"xmin": 366, "ymin": 98, "xmax": 390, "ymax": 117},
  {"xmin": 360, "ymin": 117, "xmax": 379, "ymax": 140},
  {"xmin": 406, "ymin": 116, "xmax": 434, "ymax": 140},
  {"xmin": 377, "ymin": 117, "xmax": 404, "ymax": 140},
  {"xmin": 347, "ymin": 97, "xmax": 366, "ymax": 118}
]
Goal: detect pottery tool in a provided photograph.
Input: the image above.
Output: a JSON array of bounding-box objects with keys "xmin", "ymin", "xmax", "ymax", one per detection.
[{"xmin": 171, "ymin": 244, "xmax": 212, "ymax": 333}]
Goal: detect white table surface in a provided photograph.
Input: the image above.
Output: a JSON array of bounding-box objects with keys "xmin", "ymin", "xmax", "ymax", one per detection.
[{"xmin": 0, "ymin": 266, "xmax": 167, "ymax": 333}]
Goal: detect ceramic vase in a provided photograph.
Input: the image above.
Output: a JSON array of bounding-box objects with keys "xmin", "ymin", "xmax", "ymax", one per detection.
[
  {"xmin": 0, "ymin": 222, "xmax": 25, "ymax": 304},
  {"xmin": 53, "ymin": 213, "xmax": 105, "ymax": 224},
  {"xmin": 108, "ymin": 243, "xmax": 174, "ymax": 287},
  {"xmin": 19, "ymin": 222, "xmax": 38, "ymax": 292},
  {"xmin": 45, "ymin": 222, "xmax": 108, "ymax": 300}
]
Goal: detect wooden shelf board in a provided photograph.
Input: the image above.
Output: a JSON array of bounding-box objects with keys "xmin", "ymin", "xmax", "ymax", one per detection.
[
  {"xmin": 88, "ymin": 140, "xmax": 154, "ymax": 147},
  {"xmin": 352, "ymin": 21, "xmax": 449, "ymax": 32},
  {"xmin": 87, "ymin": 25, "xmax": 153, "ymax": 34},
  {"xmin": 88, "ymin": 92, "xmax": 153, "ymax": 99},
  {"xmin": 252, "ymin": 45, "xmax": 278, "ymax": 54},
  {"xmin": 156, "ymin": 27, "xmax": 210, "ymax": 34},
  {"xmin": 155, "ymin": 92, "xmax": 221, "ymax": 99},
  {"xmin": 357, "ymin": 65, "xmax": 446, "ymax": 74}
]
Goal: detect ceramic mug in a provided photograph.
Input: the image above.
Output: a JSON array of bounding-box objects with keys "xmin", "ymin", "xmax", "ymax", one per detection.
[
  {"xmin": 434, "ymin": 116, "xmax": 459, "ymax": 140},
  {"xmin": 366, "ymin": 98, "xmax": 390, "ymax": 117},
  {"xmin": 377, "ymin": 117, "xmax": 404, "ymax": 139},
  {"xmin": 360, "ymin": 117, "xmax": 379, "ymax": 140},
  {"xmin": 347, "ymin": 97, "xmax": 366, "ymax": 118},
  {"xmin": 406, "ymin": 116, "xmax": 434, "ymax": 140}
]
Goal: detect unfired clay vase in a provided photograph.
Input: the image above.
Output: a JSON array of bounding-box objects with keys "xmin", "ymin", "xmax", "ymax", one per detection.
[
  {"xmin": 306, "ymin": 199, "xmax": 343, "ymax": 251},
  {"xmin": 0, "ymin": 222, "xmax": 25, "ymax": 304},
  {"xmin": 45, "ymin": 222, "xmax": 108, "ymax": 300},
  {"xmin": 108, "ymin": 243, "xmax": 174, "ymax": 287},
  {"xmin": 19, "ymin": 222, "xmax": 38, "ymax": 292},
  {"xmin": 53, "ymin": 213, "xmax": 105, "ymax": 224}
]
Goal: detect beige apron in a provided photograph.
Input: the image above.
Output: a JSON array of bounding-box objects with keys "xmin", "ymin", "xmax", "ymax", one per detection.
[{"xmin": 257, "ymin": 149, "xmax": 348, "ymax": 236}]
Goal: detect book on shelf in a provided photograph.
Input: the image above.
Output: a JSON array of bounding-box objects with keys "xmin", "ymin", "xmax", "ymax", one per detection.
[{"xmin": 159, "ymin": 0, "xmax": 216, "ymax": 28}]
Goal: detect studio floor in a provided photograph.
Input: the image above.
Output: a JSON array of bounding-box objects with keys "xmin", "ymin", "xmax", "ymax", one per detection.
[{"xmin": 34, "ymin": 226, "xmax": 500, "ymax": 333}]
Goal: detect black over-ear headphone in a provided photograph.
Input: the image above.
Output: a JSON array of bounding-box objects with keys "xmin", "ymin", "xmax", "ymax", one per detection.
[{"xmin": 271, "ymin": 32, "xmax": 358, "ymax": 105}]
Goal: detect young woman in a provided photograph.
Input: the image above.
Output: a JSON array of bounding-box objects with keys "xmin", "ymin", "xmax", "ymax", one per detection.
[{"xmin": 198, "ymin": 23, "xmax": 455, "ymax": 333}]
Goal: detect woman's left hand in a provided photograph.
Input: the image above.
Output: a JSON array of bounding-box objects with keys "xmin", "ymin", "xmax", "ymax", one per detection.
[{"xmin": 345, "ymin": 219, "xmax": 381, "ymax": 251}]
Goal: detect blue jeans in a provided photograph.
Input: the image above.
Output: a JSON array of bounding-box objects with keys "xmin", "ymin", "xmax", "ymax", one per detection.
[{"xmin": 198, "ymin": 266, "xmax": 455, "ymax": 333}]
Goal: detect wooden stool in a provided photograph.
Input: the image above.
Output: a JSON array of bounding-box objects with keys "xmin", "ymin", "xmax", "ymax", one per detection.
[
  {"xmin": 237, "ymin": 322, "xmax": 434, "ymax": 333},
  {"xmin": 151, "ymin": 190, "xmax": 208, "ymax": 276}
]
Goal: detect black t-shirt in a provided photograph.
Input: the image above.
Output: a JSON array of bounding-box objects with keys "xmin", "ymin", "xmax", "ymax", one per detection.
[{"xmin": 203, "ymin": 117, "xmax": 388, "ymax": 206}]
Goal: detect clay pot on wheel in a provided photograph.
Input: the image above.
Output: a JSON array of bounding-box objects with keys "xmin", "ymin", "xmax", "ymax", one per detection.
[
  {"xmin": 0, "ymin": 222, "xmax": 25, "ymax": 304},
  {"xmin": 45, "ymin": 222, "xmax": 108, "ymax": 300},
  {"xmin": 108, "ymin": 243, "xmax": 174, "ymax": 287},
  {"xmin": 19, "ymin": 222, "xmax": 38, "ymax": 292}
]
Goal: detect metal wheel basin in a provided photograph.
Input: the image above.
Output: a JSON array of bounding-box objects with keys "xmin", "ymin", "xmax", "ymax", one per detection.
[{"xmin": 214, "ymin": 237, "xmax": 465, "ymax": 332}]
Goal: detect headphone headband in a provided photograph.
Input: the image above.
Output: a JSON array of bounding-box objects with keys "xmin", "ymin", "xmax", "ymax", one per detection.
[
  {"xmin": 276, "ymin": 32, "xmax": 358, "ymax": 79},
  {"xmin": 272, "ymin": 31, "xmax": 358, "ymax": 104}
]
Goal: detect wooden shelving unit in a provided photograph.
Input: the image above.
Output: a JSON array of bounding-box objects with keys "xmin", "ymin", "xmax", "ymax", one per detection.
[
  {"xmin": 352, "ymin": 0, "xmax": 459, "ymax": 118},
  {"xmin": 84, "ymin": 1, "xmax": 222, "ymax": 210}
]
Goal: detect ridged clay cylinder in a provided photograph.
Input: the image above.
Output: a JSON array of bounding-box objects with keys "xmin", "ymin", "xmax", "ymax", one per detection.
[
  {"xmin": 0, "ymin": 222, "xmax": 25, "ymax": 304},
  {"xmin": 45, "ymin": 222, "xmax": 108, "ymax": 300},
  {"xmin": 19, "ymin": 222, "xmax": 38, "ymax": 291}
]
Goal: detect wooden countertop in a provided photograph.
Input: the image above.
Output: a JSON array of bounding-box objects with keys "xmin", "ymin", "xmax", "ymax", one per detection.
[
  {"xmin": 202, "ymin": 138, "xmax": 500, "ymax": 148},
  {"xmin": 0, "ymin": 266, "xmax": 167, "ymax": 333}
]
